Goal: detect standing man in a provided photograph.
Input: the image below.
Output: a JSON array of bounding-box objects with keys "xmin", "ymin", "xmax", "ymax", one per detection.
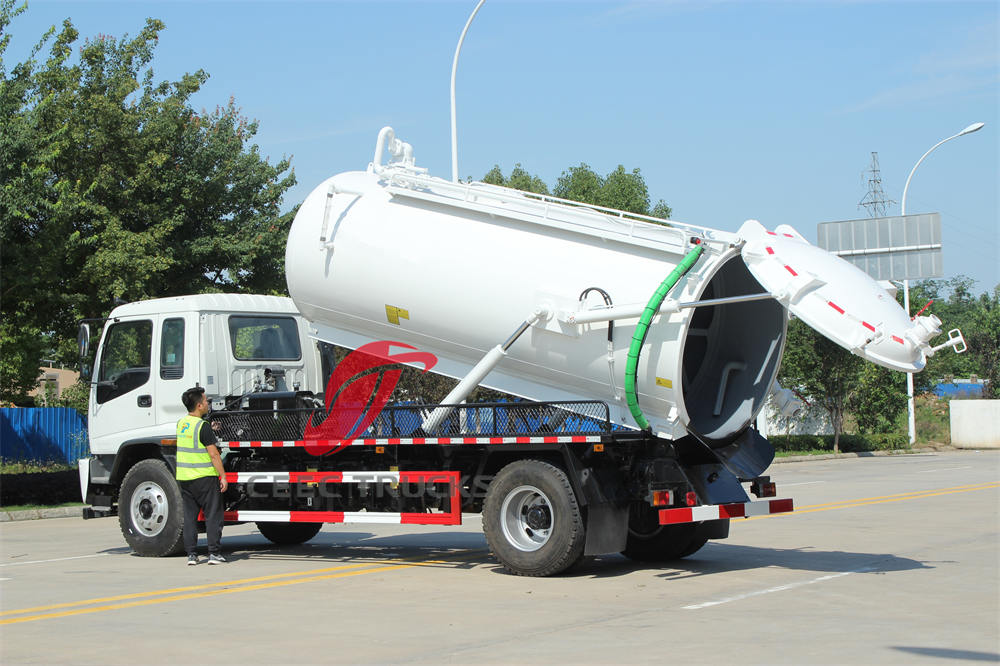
[{"xmin": 176, "ymin": 387, "xmax": 228, "ymax": 565}]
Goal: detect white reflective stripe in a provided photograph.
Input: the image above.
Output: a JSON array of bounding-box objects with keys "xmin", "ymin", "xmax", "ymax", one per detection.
[
  {"xmin": 240, "ymin": 511, "xmax": 291, "ymax": 522},
  {"xmin": 341, "ymin": 513, "xmax": 404, "ymax": 524},
  {"xmin": 341, "ymin": 472, "xmax": 401, "ymax": 483},
  {"xmin": 689, "ymin": 505, "xmax": 722, "ymax": 521},
  {"xmin": 175, "ymin": 461, "xmax": 215, "ymax": 469},
  {"xmin": 744, "ymin": 501, "xmax": 775, "ymax": 517},
  {"xmin": 235, "ymin": 473, "xmax": 289, "ymax": 483}
]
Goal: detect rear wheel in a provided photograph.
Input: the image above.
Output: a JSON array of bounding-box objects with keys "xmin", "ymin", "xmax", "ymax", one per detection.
[
  {"xmin": 256, "ymin": 522, "xmax": 323, "ymax": 545},
  {"xmin": 482, "ymin": 460, "xmax": 585, "ymax": 577},
  {"xmin": 621, "ymin": 502, "xmax": 708, "ymax": 562},
  {"xmin": 118, "ymin": 459, "xmax": 185, "ymax": 557}
]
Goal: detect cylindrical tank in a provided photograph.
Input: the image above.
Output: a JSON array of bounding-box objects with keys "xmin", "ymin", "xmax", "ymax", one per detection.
[
  {"xmin": 286, "ymin": 148, "xmax": 785, "ymax": 443},
  {"xmin": 287, "ymin": 128, "xmax": 942, "ymax": 443}
]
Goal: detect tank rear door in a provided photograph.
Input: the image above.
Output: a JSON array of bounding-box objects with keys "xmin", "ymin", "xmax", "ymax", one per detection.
[{"xmin": 738, "ymin": 219, "xmax": 936, "ymax": 373}]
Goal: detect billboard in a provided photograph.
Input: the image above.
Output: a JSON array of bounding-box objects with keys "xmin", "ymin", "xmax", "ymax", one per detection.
[{"xmin": 816, "ymin": 213, "xmax": 942, "ymax": 281}]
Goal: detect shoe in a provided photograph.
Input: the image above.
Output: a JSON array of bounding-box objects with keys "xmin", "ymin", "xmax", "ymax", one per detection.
[
  {"xmin": 207, "ymin": 553, "xmax": 226, "ymax": 565},
  {"xmin": 187, "ymin": 555, "xmax": 200, "ymax": 566}
]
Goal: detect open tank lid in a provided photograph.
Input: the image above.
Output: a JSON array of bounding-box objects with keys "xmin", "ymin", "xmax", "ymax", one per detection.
[{"xmin": 738, "ymin": 219, "xmax": 941, "ymax": 373}]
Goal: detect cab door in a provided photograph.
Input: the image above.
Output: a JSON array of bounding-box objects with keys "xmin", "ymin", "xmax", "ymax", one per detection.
[
  {"xmin": 154, "ymin": 315, "xmax": 194, "ymax": 429},
  {"xmin": 89, "ymin": 317, "xmax": 158, "ymax": 453}
]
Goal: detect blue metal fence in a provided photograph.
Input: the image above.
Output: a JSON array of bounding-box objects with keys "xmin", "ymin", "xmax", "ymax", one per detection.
[{"xmin": 0, "ymin": 408, "xmax": 89, "ymax": 464}]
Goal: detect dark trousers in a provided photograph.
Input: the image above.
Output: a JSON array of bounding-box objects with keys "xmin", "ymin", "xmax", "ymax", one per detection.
[{"xmin": 179, "ymin": 475, "xmax": 223, "ymax": 556}]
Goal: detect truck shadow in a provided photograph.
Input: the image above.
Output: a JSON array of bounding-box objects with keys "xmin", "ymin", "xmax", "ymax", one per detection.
[
  {"xmin": 211, "ymin": 530, "xmax": 931, "ymax": 581},
  {"xmin": 573, "ymin": 542, "xmax": 932, "ymax": 580}
]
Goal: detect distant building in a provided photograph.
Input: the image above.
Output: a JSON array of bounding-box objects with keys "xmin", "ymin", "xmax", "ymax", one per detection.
[{"xmin": 28, "ymin": 365, "xmax": 80, "ymax": 405}]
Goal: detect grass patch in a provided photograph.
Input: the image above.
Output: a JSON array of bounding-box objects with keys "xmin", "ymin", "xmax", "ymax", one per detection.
[
  {"xmin": 1, "ymin": 502, "xmax": 84, "ymax": 512},
  {"xmin": 1, "ymin": 461, "xmax": 75, "ymax": 474},
  {"xmin": 775, "ymin": 449, "xmax": 836, "ymax": 457}
]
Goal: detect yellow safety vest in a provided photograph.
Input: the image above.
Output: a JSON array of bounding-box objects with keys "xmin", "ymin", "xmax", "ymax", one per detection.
[{"xmin": 175, "ymin": 415, "xmax": 217, "ymax": 481}]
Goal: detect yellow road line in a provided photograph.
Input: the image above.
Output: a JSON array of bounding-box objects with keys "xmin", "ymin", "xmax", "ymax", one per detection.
[
  {"xmin": 792, "ymin": 482, "xmax": 998, "ymax": 510},
  {"xmin": 1, "ymin": 551, "xmax": 485, "ymax": 625},
  {"xmin": 743, "ymin": 481, "xmax": 999, "ymax": 521},
  {"xmin": 0, "ymin": 560, "xmax": 384, "ymax": 616}
]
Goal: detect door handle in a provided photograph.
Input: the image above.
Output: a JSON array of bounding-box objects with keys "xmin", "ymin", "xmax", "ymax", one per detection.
[{"xmin": 137, "ymin": 395, "xmax": 152, "ymax": 408}]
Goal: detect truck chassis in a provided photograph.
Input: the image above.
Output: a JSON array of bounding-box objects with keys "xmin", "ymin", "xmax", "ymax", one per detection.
[{"xmin": 107, "ymin": 398, "xmax": 792, "ymax": 576}]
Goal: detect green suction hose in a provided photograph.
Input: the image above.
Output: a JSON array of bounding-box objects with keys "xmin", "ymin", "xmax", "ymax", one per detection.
[{"xmin": 625, "ymin": 243, "xmax": 704, "ymax": 430}]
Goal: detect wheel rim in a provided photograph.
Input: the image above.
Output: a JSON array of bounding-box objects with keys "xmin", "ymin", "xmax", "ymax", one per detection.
[
  {"xmin": 500, "ymin": 485, "xmax": 553, "ymax": 552},
  {"xmin": 129, "ymin": 481, "xmax": 169, "ymax": 537}
]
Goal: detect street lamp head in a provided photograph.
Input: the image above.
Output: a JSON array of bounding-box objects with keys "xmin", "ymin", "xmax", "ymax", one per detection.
[{"xmin": 959, "ymin": 122, "xmax": 985, "ymax": 136}]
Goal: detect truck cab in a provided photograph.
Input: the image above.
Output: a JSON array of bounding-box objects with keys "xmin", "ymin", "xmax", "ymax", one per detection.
[{"xmin": 79, "ymin": 294, "xmax": 324, "ymax": 526}]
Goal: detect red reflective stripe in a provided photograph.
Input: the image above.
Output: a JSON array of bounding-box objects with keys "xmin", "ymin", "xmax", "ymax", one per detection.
[
  {"xmin": 489, "ymin": 437, "xmax": 504, "ymax": 444},
  {"xmin": 785, "ymin": 265, "xmax": 798, "ymax": 277},
  {"xmin": 718, "ymin": 503, "xmax": 746, "ymax": 519},
  {"xmin": 290, "ymin": 511, "xmax": 343, "ymax": 523},
  {"xmin": 828, "ymin": 301, "xmax": 845, "ymax": 314},
  {"xmin": 288, "ymin": 471, "xmax": 343, "ymax": 483},
  {"xmin": 658, "ymin": 507, "xmax": 694, "ymax": 524},
  {"xmin": 766, "ymin": 246, "xmax": 775, "ymax": 255},
  {"xmin": 862, "ymin": 321, "xmax": 876, "ymax": 332},
  {"xmin": 223, "ymin": 511, "xmax": 239, "ymax": 521},
  {"xmin": 769, "ymin": 498, "xmax": 794, "ymax": 513},
  {"xmin": 766, "ymin": 230, "xmax": 777, "ymax": 236},
  {"xmin": 892, "ymin": 335, "xmax": 905, "ymax": 344},
  {"xmin": 401, "ymin": 512, "xmax": 460, "ymax": 525},
  {"xmin": 388, "ymin": 438, "xmax": 401, "ymax": 445},
  {"xmin": 412, "ymin": 438, "xmax": 426, "ymax": 444},
  {"xmin": 783, "ymin": 233, "xmax": 794, "ymax": 238}
]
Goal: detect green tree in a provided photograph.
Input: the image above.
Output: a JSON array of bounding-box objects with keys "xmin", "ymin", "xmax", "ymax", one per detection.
[
  {"xmin": 778, "ymin": 318, "xmax": 865, "ymax": 452},
  {"xmin": 0, "ymin": 3, "xmax": 296, "ymax": 402},
  {"xmin": 481, "ymin": 163, "xmax": 548, "ymax": 195},
  {"xmin": 910, "ymin": 276, "xmax": 998, "ymax": 397},
  {"xmin": 488, "ymin": 161, "xmax": 672, "ymax": 219},
  {"xmin": 847, "ymin": 362, "xmax": 907, "ymax": 434}
]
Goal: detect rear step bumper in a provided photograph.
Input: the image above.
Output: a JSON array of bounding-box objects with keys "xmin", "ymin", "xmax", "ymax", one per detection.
[{"xmin": 660, "ymin": 498, "xmax": 793, "ymax": 525}]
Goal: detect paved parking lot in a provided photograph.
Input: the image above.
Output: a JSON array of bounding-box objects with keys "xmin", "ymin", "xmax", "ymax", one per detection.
[{"xmin": 2, "ymin": 450, "xmax": 998, "ymax": 664}]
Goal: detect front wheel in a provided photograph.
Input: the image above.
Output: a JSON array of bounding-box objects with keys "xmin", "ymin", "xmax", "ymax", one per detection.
[
  {"xmin": 118, "ymin": 459, "xmax": 185, "ymax": 557},
  {"xmin": 482, "ymin": 460, "xmax": 585, "ymax": 577}
]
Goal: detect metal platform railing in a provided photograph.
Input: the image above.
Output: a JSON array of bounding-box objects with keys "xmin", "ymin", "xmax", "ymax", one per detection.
[{"xmin": 209, "ymin": 400, "xmax": 613, "ymax": 441}]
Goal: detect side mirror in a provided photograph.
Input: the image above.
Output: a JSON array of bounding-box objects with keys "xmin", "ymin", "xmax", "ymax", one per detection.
[
  {"xmin": 80, "ymin": 363, "xmax": 91, "ymax": 381},
  {"xmin": 78, "ymin": 323, "xmax": 90, "ymax": 360}
]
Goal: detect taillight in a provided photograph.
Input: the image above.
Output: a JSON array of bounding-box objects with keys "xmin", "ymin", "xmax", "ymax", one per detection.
[
  {"xmin": 651, "ymin": 490, "xmax": 673, "ymax": 506},
  {"xmin": 685, "ymin": 491, "xmax": 698, "ymax": 507},
  {"xmin": 750, "ymin": 476, "xmax": 777, "ymax": 498}
]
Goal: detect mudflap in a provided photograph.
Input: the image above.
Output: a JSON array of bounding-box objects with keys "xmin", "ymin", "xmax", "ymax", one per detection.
[
  {"xmin": 577, "ymin": 465, "xmax": 629, "ymax": 556},
  {"xmin": 712, "ymin": 427, "xmax": 776, "ymax": 480},
  {"xmin": 686, "ymin": 463, "xmax": 752, "ymax": 505}
]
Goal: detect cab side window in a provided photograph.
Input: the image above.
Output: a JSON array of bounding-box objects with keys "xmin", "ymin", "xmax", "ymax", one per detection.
[
  {"xmin": 97, "ymin": 320, "xmax": 153, "ymax": 404},
  {"xmin": 160, "ymin": 318, "xmax": 184, "ymax": 380},
  {"xmin": 228, "ymin": 316, "xmax": 301, "ymax": 361}
]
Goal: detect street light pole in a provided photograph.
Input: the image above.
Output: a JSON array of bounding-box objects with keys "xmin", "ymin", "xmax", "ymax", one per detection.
[
  {"xmin": 451, "ymin": 0, "xmax": 486, "ymax": 183},
  {"xmin": 900, "ymin": 122, "xmax": 985, "ymax": 445}
]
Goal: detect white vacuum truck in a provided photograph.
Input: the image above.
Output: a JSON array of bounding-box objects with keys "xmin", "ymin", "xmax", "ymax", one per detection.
[{"xmin": 79, "ymin": 127, "xmax": 963, "ymax": 576}]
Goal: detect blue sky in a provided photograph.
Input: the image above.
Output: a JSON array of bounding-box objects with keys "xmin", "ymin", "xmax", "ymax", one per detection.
[{"xmin": 7, "ymin": 0, "xmax": 999, "ymax": 291}]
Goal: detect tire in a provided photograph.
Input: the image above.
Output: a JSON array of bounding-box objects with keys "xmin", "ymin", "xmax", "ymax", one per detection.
[
  {"xmin": 118, "ymin": 459, "xmax": 185, "ymax": 557},
  {"xmin": 482, "ymin": 460, "xmax": 585, "ymax": 577},
  {"xmin": 621, "ymin": 502, "xmax": 708, "ymax": 562},
  {"xmin": 255, "ymin": 521, "xmax": 323, "ymax": 545}
]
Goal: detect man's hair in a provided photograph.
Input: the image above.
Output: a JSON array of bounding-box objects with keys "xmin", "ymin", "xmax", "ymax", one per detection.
[{"xmin": 182, "ymin": 387, "xmax": 206, "ymax": 412}]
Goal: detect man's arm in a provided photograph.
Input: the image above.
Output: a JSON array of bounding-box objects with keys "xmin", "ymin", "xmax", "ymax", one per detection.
[
  {"xmin": 205, "ymin": 444, "xmax": 228, "ymax": 492},
  {"xmin": 199, "ymin": 424, "xmax": 227, "ymax": 492}
]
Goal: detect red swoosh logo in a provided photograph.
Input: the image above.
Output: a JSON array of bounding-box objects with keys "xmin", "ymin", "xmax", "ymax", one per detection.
[{"xmin": 304, "ymin": 341, "xmax": 437, "ymax": 455}]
